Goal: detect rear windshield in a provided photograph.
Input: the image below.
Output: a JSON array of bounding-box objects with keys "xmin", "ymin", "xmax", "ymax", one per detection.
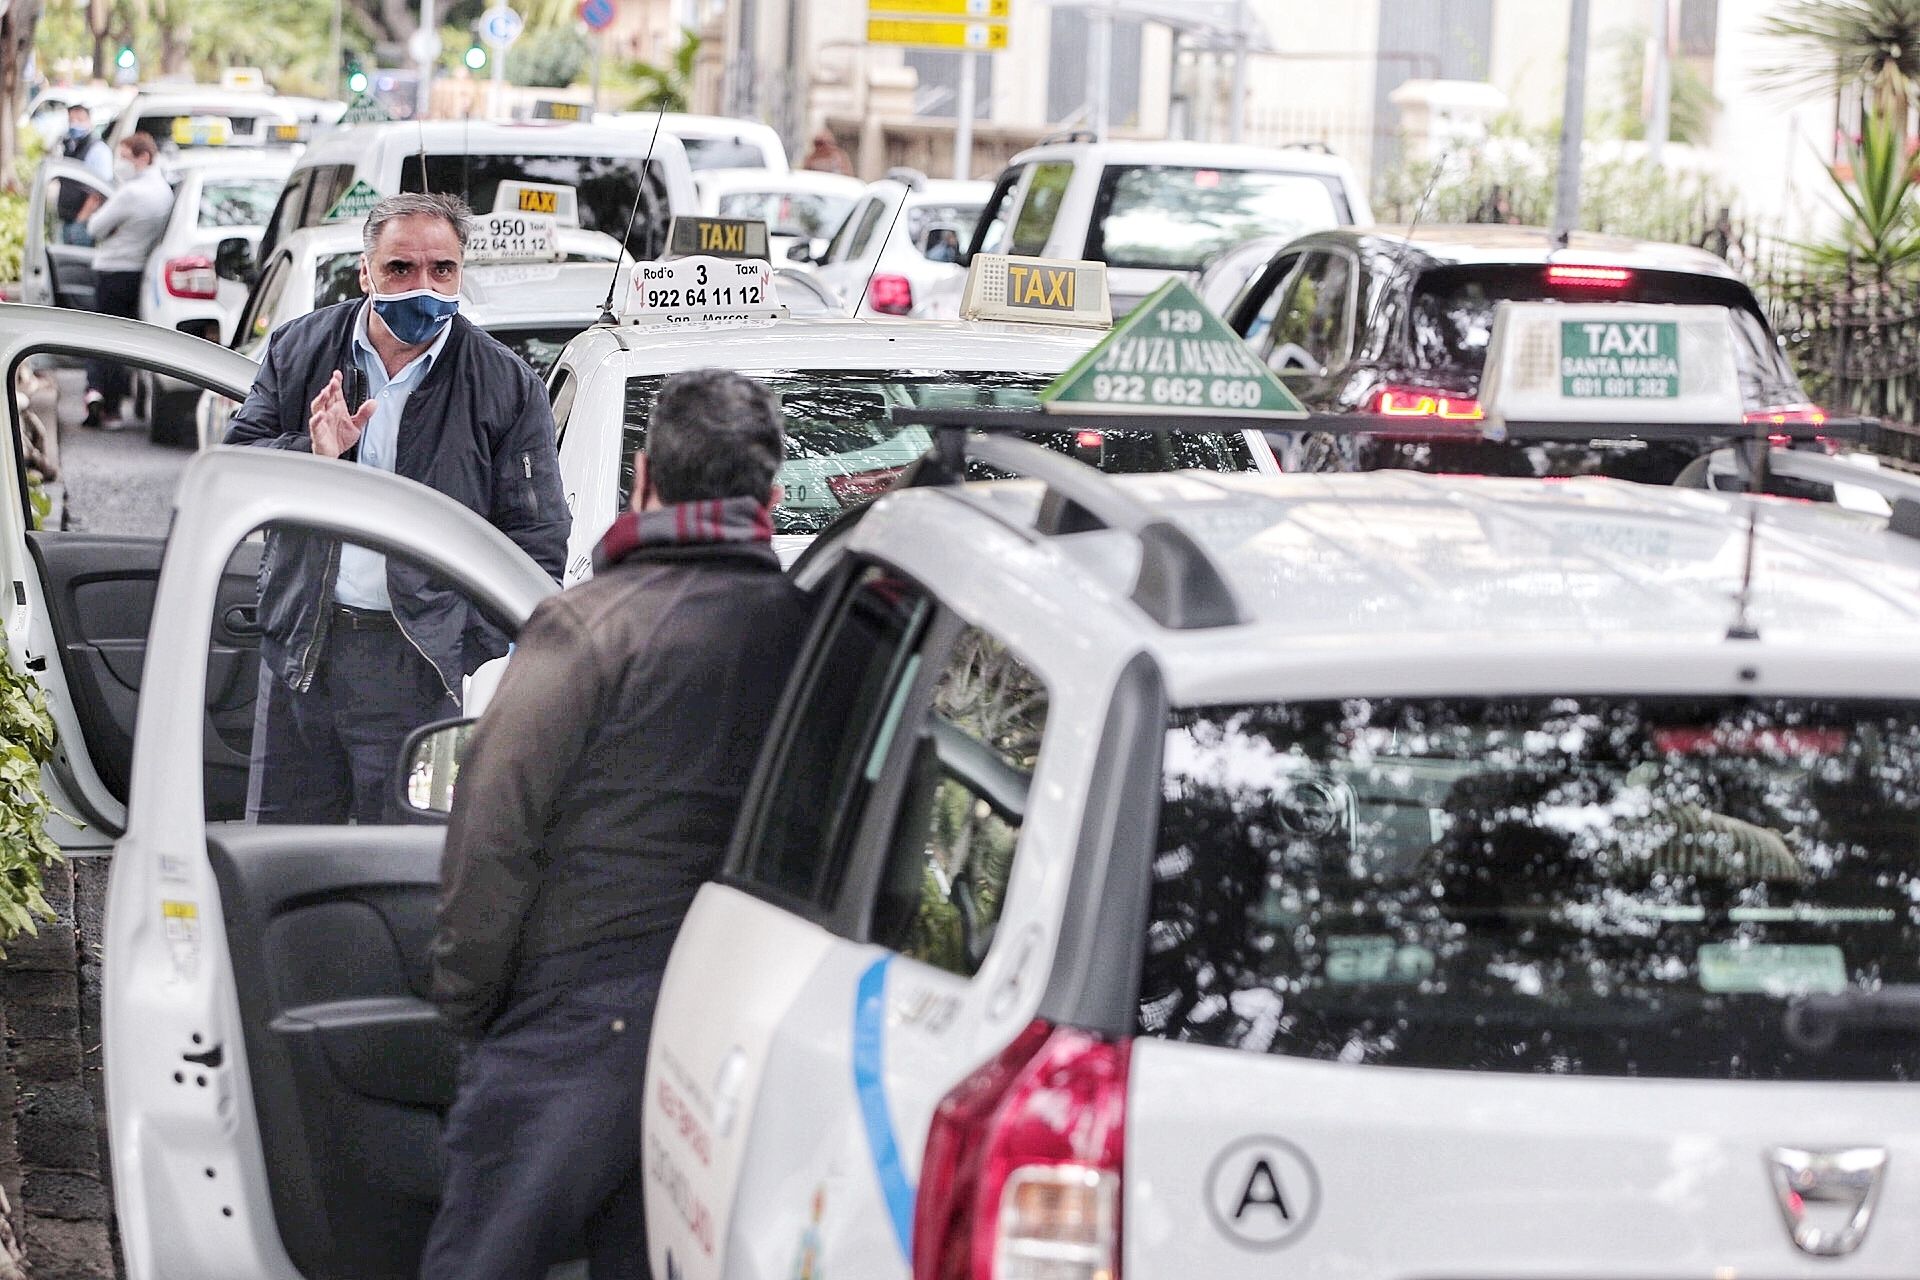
[
  {"xmin": 314, "ymin": 252, "xmax": 616, "ymax": 310},
  {"xmin": 1142, "ymin": 696, "xmax": 1920, "ymax": 1082},
  {"xmin": 907, "ymin": 203, "xmax": 983, "ymax": 262},
  {"xmin": 136, "ymin": 112, "xmax": 260, "ymax": 146},
  {"xmin": 198, "ymin": 178, "xmax": 281, "ymax": 228},
  {"xmin": 618, "ymin": 371, "xmax": 1255, "ymax": 534},
  {"xmin": 717, "ymin": 190, "xmax": 856, "ymax": 240},
  {"xmin": 401, "ymin": 153, "xmax": 671, "ymax": 260},
  {"xmin": 680, "ymin": 137, "xmax": 770, "ymax": 170},
  {"xmin": 1090, "ymin": 166, "xmax": 1346, "ymax": 272},
  {"xmin": 1408, "ymin": 265, "xmax": 1800, "ymax": 404}
]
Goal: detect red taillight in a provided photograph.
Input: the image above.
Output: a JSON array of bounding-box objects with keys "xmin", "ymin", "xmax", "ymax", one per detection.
[
  {"xmin": 1744, "ymin": 403, "xmax": 1828, "ymax": 427},
  {"xmin": 164, "ymin": 255, "xmax": 218, "ymax": 299},
  {"xmin": 1546, "ymin": 264, "xmax": 1633, "ymax": 289},
  {"xmin": 914, "ymin": 1020, "xmax": 1128, "ymax": 1280},
  {"xmin": 1073, "ymin": 430, "xmax": 1103, "ymax": 451},
  {"xmin": 825, "ymin": 464, "xmax": 906, "ymax": 504},
  {"xmin": 1371, "ymin": 384, "xmax": 1484, "ymax": 420},
  {"xmin": 867, "ymin": 273, "xmax": 914, "ymax": 316}
]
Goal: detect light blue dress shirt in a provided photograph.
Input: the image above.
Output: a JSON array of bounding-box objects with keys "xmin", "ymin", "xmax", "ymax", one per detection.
[{"xmin": 334, "ymin": 303, "xmax": 453, "ymax": 609}]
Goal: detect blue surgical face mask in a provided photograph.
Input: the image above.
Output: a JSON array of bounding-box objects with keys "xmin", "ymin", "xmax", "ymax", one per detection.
[
  {"xmin": 66, "ymin": 125, "xmax": 88, "ymax": 140},
  {"xmin": 372, "ymin": 287, "xmax": 460, "ymax": 345}
]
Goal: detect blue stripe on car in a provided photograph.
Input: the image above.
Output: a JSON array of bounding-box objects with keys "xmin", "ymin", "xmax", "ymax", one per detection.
[{"xmin": 854, "ymin": 955, "xmax": 915, "ymax": 1260}]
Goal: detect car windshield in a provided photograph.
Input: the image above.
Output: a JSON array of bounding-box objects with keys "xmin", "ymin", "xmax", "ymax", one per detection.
[
  {"xmin": 1092, "ymin": 166, "xmax": 1345, "ymax": 272},
  {"xmin": 717, "ymin": 191, "xmax": 856, "ymax": 240},
  {"xmin": 403, "ymin": 153, "xmax": 672, "ymax": 259},
  {"xmin": 315, "ymin": 252, "xmax": 615, "ymax": 310},
  {"xmin": 1142, "ymin": 695, "xmax": 1920, "ymax": 1082},
  {"xmin": 679, "ymin": 137, "xmax": 769, "ymax": 170},
  {"xmin": 1407, "ymin": 265, "xmax": 1802, "ymax": 405},
  {"xmin": 619, "ymin": 371, "xmax": 1256, "ymax": 535},
  {"xmin": 907, "ymin": 203, "xmax": 982, "ymax": 260},
  {"xmin": 198, "ymin": 178, "xmax": 281, "ymax": 228},
  {"xmin": 489, "ymin": 325, "xmax": 587, "ymax": 376}
]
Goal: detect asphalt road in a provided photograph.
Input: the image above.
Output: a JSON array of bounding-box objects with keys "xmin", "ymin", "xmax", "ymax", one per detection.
[{"xmin": 45, "ymin": 367, "xmax": 190, "ymax": 538}]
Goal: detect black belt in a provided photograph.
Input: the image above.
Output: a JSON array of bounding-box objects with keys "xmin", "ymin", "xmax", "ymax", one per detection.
[{"xmin": 330, "ymin": 604, "xmax": 400, "ymax": 632}]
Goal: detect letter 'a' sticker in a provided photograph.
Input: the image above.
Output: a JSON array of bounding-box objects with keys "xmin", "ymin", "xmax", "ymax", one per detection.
[{"xmin": 1206, "ymin": 1136, "xmax": 1320, "ymax": 1250}]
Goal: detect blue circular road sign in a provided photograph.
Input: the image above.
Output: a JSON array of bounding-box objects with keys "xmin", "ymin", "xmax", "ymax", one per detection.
[{"xmin": 578, "ymin": 0, "xmax": 615, "ymax": 32}]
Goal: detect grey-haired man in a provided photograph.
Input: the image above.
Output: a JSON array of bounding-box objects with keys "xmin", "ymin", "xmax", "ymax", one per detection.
[{"xmin": 225, "ymin": 192, "xmax": 570, "ymax": 824}]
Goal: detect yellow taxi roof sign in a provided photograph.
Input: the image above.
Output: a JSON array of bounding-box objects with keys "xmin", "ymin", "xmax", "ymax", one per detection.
[
  {"xmin": 665, "ymin": 216, "xmax": 771, "ymax": 261},
  {"xmin": 495, "ymin": 180, "xmax": 579, "ymax": 226},
  {"xmin": 960, "ymin": 254, "xmax": 1111, "ymax": 329},
  {"xmin": 1479, "ymin": 301, "xmax": 1744, "ymax": 435}
]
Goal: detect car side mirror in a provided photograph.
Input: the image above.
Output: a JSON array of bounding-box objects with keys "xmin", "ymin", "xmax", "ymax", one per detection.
[
  {"xmin": 215, "ymin": 236, "xmax": 256, "ymax": 286},
  {"xmin": 393, "ymin": 716, "xmax": 477, "ymax": 821},
  {"xmin": 785, "ymin": 241, "xmax": 813, "ymax": 264}
]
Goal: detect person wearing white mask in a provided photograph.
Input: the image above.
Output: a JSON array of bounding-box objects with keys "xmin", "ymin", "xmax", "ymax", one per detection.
[
  {"xmin": 79, "ymin": 131, "xmax": 173, "ymax": 426},
  {"xmin": 223, "ymin": 192, "xmax": 570, "ymax": 825}
]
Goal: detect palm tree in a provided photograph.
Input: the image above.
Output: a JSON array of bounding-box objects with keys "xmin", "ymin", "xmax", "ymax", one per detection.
[
  {"xmin": 1758, "ymin": 0, "xmax": 1920, "ymax": 128},
  {"xmin": 625, "ymin": 28, "xmax": 698, "ymax": 114}
]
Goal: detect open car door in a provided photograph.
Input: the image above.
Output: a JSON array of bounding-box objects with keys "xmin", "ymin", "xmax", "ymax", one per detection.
[
  {"xmin": 0, "ymin": 305, "xmax": 259, "ymax": 848},
  {"xmin": 103, "ymin": 447, "xmax": 557, "ymax": 1280},
  {"xmin": 23, "ymin": 158, "xmax": 115, "ymax": 310}
]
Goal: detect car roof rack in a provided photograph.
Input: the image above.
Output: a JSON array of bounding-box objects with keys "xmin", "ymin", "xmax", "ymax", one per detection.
[
  {"xmin": 1035, "ymin": 127, "xmax": 1099, "ymax": 147},
  {"xmin": 894, "ymin": 418, "xmax": 1245, "ymax": 631}
]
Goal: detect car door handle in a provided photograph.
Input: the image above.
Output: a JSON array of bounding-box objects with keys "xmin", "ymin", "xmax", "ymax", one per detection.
[{"xmin": 221, "ymin": 604, "xmax": 262, "ymax": 636}]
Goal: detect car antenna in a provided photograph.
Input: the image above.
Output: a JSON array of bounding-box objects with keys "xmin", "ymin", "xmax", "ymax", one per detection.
[
  {"xmin": 461, "ymin": 109, "xmax": 472, "ymax": 206},
  {"xmin": 1726, "ymin": 500, "xmax": 1763, "ymax": 641},
  {"xmin": 1362, "ymin": 149, "xmax": 1448, "ymax": 345},
  {"xmin": 598, "ymin": 103, "xmax": 667, "ymax": 326},
  {"xmin": 852, "ymin": 179, "xmax": 912, "ymax": 318}
]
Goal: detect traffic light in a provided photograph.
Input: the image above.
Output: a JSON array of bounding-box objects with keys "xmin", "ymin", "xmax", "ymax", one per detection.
[
  {"xmin": 114, "ymin": 45, "xmax": 135, "ymax": 71},
  {"xmin": 464, "ymin": 43, "xmax": 487, "ymax": 71},
  {"xmin": 342, "ymin": 50, "xmax": 368, "ymax": 95}
]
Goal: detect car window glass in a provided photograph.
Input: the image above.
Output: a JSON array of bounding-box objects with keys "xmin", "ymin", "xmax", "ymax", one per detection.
[
  {"xmin": 1262, "ymin": 251, "xmax": 1350, "ymax": 377},
  {"xmin": 404, "ymin": 153, "xmax": 671, "ymax": 260},
  {"xmin": 1143, "ymin": 695, "xmax": 1920, "ymax": 1082},
  {"xmin": 198, "ymin": 178, "xmax": 281, "ymax": 229},
  {"xmin": 548, "ymin": 369, "xmax": 577, "ymax": 439},
  {"xmin": 740, "ymin": 565, "xmax": 931, "ymax": 907},
  {"xmin": 300, "ymin": 164, "xmax": 358, "ymax": 228},
  {"xmin": 1242, "ymin": 253, "xmax": 1301, "ymax": 346},
  {"xmin": 263, "ymin": 169, "xmax": 311, "ymax": 253},
  {"xmin": 716, "ymin": 191, "xmax": 857, "ymax": 240},
  {"xmin": 1009, "ymin": 162, "xmax": 1072, "ymax": 256},
  {"xmin": 618, "ymin": 371, "xmax": 1257, "ymax": 534},
  {"xmin": 247, "ymin": 254, "xmax": 294, "ymax": 345},
  {"xmin": 1089, "ymin": 166, "xmax": 1345, "ymax": 271},
  {"xmin": 313, "ymin": 250, "xmax": 364, "ymax": 310},
  {"xmin": 905, "ymin": 202, "xmax": 983, "ymax": 260},
  {"xmin": 824, "ymin": 198, "xmax": 869, "ymax": 263},
  {"xmin": 846, "ymin": 197, "xmax": 889, "ymax": 260},
  {"xmin": 872, "ymin": 628, "xmax": 1048, "ymax": 976},
  {"xmin": 680, "ymin": 137, "xmax": 767, "ymax": 170},
  {"xmin": 972, "ymin": 168, "xmax": 1022, "ymax": 257}
]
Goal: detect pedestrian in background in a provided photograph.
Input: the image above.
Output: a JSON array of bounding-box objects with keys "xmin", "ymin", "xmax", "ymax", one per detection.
[
  {"xmin": 55, "ymin": 104, "xmax": 112, "ymax": 246},
  {"xmin": 79, "ymin": 131, "xmax": 171, "ymax": 427},
  {"xmin": 224, "ymin": 192, "xmax": 569, "ymax": 824},
  {"xmin": 424, "ymin": 369, "xmax": 814, "ymax": 1280},
  {"xmin": 801, "ymin": 126, "xmax": 854, "ymax": 176}
]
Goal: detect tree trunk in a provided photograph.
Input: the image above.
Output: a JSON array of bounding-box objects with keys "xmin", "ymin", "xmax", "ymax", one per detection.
[
  {"xmin": 0, "ymin": 0, "xmax": 45, "ymax": 195},
  {"xmin": 88, "ymin": 0, "xmax": 111, "ymax": 79}
]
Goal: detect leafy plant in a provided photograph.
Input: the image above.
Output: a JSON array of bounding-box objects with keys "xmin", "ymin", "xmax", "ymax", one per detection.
[
  {"xmin": 623, "ymin": 28, "xmax": 698, "ymax": 114},
  {"xmin": 0, "ymin": 635, "xmax": 62, "ymax": 948},
  {"xmin": 1757, "ymin": 0, "xmax": 1920, "ymax": 125},
  {"xmin": 1801, "ymin": 110, "xmax": 1920, "ymax": 278},
  {"xmin": 506, "ymin": 25, "xmax": 590, "ymax": 88},
  {"xmin": 1600, "ymin": 24, "xmax": 1718, "ymax": 146}
]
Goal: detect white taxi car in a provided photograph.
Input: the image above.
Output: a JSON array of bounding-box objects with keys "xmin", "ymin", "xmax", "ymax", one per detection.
[
  {"xmin": 76, "ymin": 417, "xmax": 1920, "ymax": 1279},
  {"xmin": 551, "ymin": 251, "xmax": 1278, "ymax": 580},
  {"xmin": 807, "ymin": 171, "xmax": 989, "ymax": 317}
]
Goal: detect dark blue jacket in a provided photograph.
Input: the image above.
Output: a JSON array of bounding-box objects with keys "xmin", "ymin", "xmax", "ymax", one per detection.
[{"xmin": 224, "ymin": 301, "xmax": 570, "ymax": 698}]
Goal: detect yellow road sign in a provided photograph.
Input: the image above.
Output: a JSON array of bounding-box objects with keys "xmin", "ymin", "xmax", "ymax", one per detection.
[
  {"xmin": 868, "ymin": 0, "xmax": 1009, "ymax": 17},
  {"xmin": 867, "ymin": 16, "xmax": 1009, "ymax": 50}
]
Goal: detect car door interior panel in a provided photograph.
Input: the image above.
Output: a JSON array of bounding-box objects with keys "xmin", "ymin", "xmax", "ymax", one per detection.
[
  {"xmin": 207, "ymin": 826, "xmax": 457, "ymax": 1280},
  {"xmin": 25, "ymin": 533, "xmax": 261, "ymax": 821}
]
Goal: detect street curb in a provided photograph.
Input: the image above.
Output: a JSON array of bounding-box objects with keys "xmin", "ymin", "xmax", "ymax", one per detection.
[{"xmin": 3, "ymin": 860, "xmax": 117, "ymax": 1278}]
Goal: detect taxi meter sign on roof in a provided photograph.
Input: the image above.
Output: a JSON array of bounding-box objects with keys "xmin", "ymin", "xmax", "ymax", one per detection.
[
  {"xmin": 624, "ymin": 255, "xmax": 785, "ymax": 327},
  {"xmin": 666, "ymin": 216, "xmax": 771, "ymax": 260},
  {"xmin": 1479, "ymin": 302, "xmax": 1744, "ymax": 434},
  {"xmin": 961, "ymin": 253, "xmax": 1111, "ymax": 329},
  {"xmin": 496, "ymin": 180, "xmax": 579, "ymax": 225},
  {"xmin": 466, "ymin": 212, "xmax": 561, "ymax": 262},
  {"xmin": 1040, "ymin": 278, "xmax": 1306, "ymax": 418}
]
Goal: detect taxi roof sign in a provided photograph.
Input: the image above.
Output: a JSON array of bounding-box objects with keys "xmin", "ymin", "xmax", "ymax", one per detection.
[
  {"xmin": 1040, "ymin": 278, "xmax": 1306, "ymax": 418},
  {"xmin": 1480, "ymin": 302, "xmax": 1744, "ymax": 436},
  {"xmin": 623, "ymin": 255, "xmax": 786, "ymax": 327},
  {"xmin": 961, "ymin": 254, "xmax": 1111, "ymax": 329},
  {"xmin": 323, "ymin": 178, "xmax": 382, "ymax": 224},
  {"xmin": 495, "ymin": 180, "xmax": 579, "ymax": 226},
  {"xmin": 666, "ymin": 216, "xmax": 771, "ymax": 260}
]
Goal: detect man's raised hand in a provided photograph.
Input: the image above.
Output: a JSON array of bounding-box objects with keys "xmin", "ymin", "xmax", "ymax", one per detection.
[{"xmin": 309, "ymin": 370, "xmax": 376, "ymax": 459}]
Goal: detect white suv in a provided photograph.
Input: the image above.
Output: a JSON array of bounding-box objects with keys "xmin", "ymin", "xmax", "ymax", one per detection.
[{"xmin": 966, "ymin": 138, "xmax": 1372, "ymax": 314}]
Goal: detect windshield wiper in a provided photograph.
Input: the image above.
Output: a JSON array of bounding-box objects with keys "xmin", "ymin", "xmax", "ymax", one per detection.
[{"xmin": 1785, "ymin": 986, "xmax": 1920, "ymax": 1052}]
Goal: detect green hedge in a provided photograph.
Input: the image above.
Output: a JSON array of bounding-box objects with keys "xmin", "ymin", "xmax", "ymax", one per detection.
[{"xmin": 0, "ymin": 635, "xmax": 62, "ymax": 944}]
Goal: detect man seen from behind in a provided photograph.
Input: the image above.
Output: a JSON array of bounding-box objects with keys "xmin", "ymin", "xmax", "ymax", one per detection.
[{"xmin": 424, "ymin": 369, "xmax": 814, "ymax": 1280}]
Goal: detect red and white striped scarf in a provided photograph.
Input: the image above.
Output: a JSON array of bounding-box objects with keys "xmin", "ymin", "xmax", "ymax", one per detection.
[{"xmin": 591, "ymin": 495, "xmax": 773, "ymax": 573}]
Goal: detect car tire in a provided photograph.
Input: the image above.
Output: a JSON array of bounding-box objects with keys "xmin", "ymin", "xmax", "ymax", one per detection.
[{"xmin": 148, "ymin": 389, "xmax": 200, "ymax": 447}]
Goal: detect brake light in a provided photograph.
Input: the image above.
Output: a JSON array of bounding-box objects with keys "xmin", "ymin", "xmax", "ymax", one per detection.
[
  {"xmin": 914, "ymin": 1020, "xmax": 1128, "ymax": 1280},
  {"xmin": 1372, "ymin": 384, "xmax": 1484, "ymax": 420},
  {"xmin": 1744, "ymin": 403, "xmax": 1828, "ymax": 427},
  {"xmin": 825, "ymin": 465, "xmax": 906, "ymax": 504},
  {"xmin": 867, "ymin": 273, "xmax": 914, "ymax": 316},
  {"xmin": 1547, "ymin": 264, "xmax": 1633, "ymax": 289},
  {"xmin": 164, "ymin": 255, "xmax": 218, "ymax": 300},
  {"xmin": 1074, "ymin": 430, "xmax": 1103, "ymax": 451}
]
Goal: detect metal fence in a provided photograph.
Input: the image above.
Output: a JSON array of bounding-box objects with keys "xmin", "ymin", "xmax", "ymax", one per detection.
[{"xmin": 1746, "ymin": 258, "xmax": 1920, "ymax": 429}]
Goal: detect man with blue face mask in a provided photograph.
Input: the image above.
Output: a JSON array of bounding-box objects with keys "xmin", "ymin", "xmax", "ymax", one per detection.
[
  {"xmin": 224, "ymin": 192, "xmax": 570, "ymax": 825},
  {"xmin": 54, "ymin": 104, "xmax": 111, "ymax": 246}
]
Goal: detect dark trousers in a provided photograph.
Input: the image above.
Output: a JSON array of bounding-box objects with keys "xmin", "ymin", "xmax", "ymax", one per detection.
[
  {"xmin": 86, "ymin": 270, "xmax": 142, "ymax": 406},
  {"xmin": 247, "ymin": 620, "xmax": 457, "ymax": 825},
  {"xmin": 422, "ymin": 965, "xmax": 658, "ymax": 1280}
]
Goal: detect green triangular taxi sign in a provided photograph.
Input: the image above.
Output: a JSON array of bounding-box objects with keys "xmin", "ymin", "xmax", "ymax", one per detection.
[
  {"xmin": 1040, "ymin": 279, "xmax": 1307, "ymax": 419},
  {"xmin": 323, "ymin": 179, "xmax": 384, "ymax": 224},
  {"xmin": 340, "ymin": 92, "xmax": 392, "ymax": 126}
]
